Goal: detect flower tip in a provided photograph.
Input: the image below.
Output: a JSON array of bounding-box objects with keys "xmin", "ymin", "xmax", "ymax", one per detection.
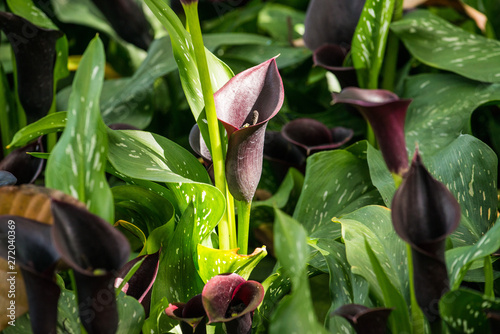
[{"xmin": 180, "ymin": 0, "xmax": 198, "ymax": 5}]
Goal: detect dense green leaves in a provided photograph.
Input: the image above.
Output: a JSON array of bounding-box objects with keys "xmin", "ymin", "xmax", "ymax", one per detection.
[
  {"xmin": 351, "ymin": 0, "xmax": 395, "ymax": 88},
  {"xmin": 7, "ymin": 112, "xmax": 67, "ymax": 148},
  {"xmin": 392, "ymin": 10, "xmax": 500, "ymax": 82},
  {"xmin": 46, "ymin": 37, "xmax": 113, "ymax": 222}
]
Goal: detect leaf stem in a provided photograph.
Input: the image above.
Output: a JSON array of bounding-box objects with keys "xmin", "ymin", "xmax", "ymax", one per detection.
[
  {"xmin": 407, "ymin": 244, "xmax": 427, "ymax": 334},
  {"xmin": 484, "ymin": 256, "xmax": 494, "ymax": 298},
  {"xmin": 381, "ymin": 0, "xmax": 404, "ymax": 92},
  {"xmin": 237, "ymin": 200, "xmax": 252, "ymax": 254},
  {"xmin": 182, "ymin": 2, "xmax": 234, "ymax": 250}
]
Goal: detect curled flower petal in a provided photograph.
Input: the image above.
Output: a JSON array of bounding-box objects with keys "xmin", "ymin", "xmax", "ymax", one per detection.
[
  {"xmin": 333, "ymin": 304, "xmax": 393, "ymax": 334},
  {"xmin": 313, "ymin": 44, "xmax": 358, "ymax": 88},
  {"xmin": 281, "ymin": 118, "xmax": 353, "ymax": 155},
  {"xmin": 51, "ymin": 199, "xmax": 130, "ymax": 333},
  {"xmin": 0, "ymin": 137, "xmax": 44, "ymax": 184},
  {"xmin": 214, "ymin": 58, "xmax": 284, "ymax": 202},
  {"xmin": 332, "ymin": 87, "xmax": 412, "ymax": 175},
  {"xmin": 391, "ymin": 150, "xmax": 460, "ymax": 322},
  {"xmin": 202, "ymin": 273, "xmax": 264, "ymax": 324},
  {"xmin": 165, "ymin": 294, "xmax": 206, "ymax": 334}
]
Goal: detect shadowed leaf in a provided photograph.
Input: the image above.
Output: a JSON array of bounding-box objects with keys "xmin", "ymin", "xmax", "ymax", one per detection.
[{"xmin": 333, "ymin": 304, "xmax": 392, "ymax": 334}]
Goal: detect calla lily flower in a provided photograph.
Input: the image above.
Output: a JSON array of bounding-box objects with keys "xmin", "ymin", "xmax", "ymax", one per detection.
[
  {"xmin": 281, "ymin": 118, "xmax": 353, "ymax": 156},
  {"xmin": 90, "ymin": 0, "xmax": 153, "ymax": 50},
  {"xmin": 165, "ymin": 273, "xmax": 265, "ymax": 334},
  {"xmin": 391, "ymin": 150, "xmax": 460, "ymax": 323},
  {"xmin": 303, "ymin": 0, "xmax": 365, "ymax": 52},
  {"xmin": 332, "ymin": 87, "xmax": 412, "ymax": 175},
  {"xmin": 0, "ymin": 171, "xmax": 17, "ymax": 186},
  {"xmin": 115, "ymin": 251, "xmax": 160, "ymax": 316},
  {"xmin": 332, "ymin": 304, "xmax": 393, "ymax": 334},
  {"xmin": 0, "ymin": 216, "xmax": 60, "ymax": 334},
  {"xmin": 313, "ymin": 44, "xmax": 358, "ymax": 88},
  {"xmin": 0, "ymin": 189, "xmax": 130, "ymax": 334},
  {"xmin": 0, "ymin": 138, "xmax": 44, "ymax": 184},
  {"xmin": 51, "ymin": 199, "xmax": 130, "ymax": 334},
  {"xmin": 214, "ymin": 58, "xmax": 284, "ymax": 202},
  {"xmin": 0, "ymin": 12, "xmax": 63, "ymax": 122}
]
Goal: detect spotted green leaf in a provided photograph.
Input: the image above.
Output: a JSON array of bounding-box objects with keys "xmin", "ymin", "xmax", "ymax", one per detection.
[
  {"xmin": 269, "ymin": 209, "xmax": 328, "ymax": 334},
  {"xmin": 293, "ymin": 141, "xmax": 383, "ymax": 234},
  {"xmin": 440, "ymin": 289, "xmax": 500, "ymax": 333},
  {"xmin": 336, "ymin": 205, "xmax": 409, "ymax": 304},
  {"xmin": 447, "ymin": 216, "xmax": 500, "ymax": 289},
  {"xmin": 257, "ymin": 3, "xmax": 305, "ymax": 43},
  {"xmin": 351, "ymin": 0, "xmax": 395, "ymax": 88},
  {"xmin": 392, "ymin": 10, "xmax": 500, "ymax": 83},
  {"xmin": 46, "ymin": 36, "xmax": 113, "ymax": 222},
  {"xmin": 7, "ymin": 112, "xmax": 67, "ymax": 148},
  {"xmin": 197, "ymin": 245, "xmax": 267, "ymax": 283},
  {"xmin": 424, "ymin": 135, "xmax": 497, "ymax": 247},
  {"xmin": 107, "ymin": 129, "xmax": 211, "ymax": 184},
  {"xmin": 116, "ymin": 293, "xmax": 145, "ymax": 334}
]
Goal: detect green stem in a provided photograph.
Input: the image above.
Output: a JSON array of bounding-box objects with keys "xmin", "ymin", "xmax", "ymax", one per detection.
[
  {"xmin": 183, "ymin": 2, "xmax": 235, "ymax": 250},
  {"xmin": 226, "ymin": 188, "xmax": 237, "ymax": 249},
  {"xmin": 236, "ymin": 200, "xmax": 252, "ymax": 255},
  {"xmin": 381, "ymin": 0, "xmax": 403, "ymax": 92},
  {"xmin": 407, "ymin": 244, "xmax": 427, "ymax": 334},
  {"xmin": 367, "ymin": 124, "xmax": 376, "ymax": 148},
  {"xmin": 484, "ymin": 256, "xmax": 494, "ymax": 298}
]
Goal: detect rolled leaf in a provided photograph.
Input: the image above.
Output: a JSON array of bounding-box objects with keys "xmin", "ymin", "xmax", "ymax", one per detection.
[
  {"xmin": 51, "ymin": 199, "xmax": 130, "ymax": 333},
  {"xmin": 0, "ymin": 11, "xmax": 62, "ymax": 122},
  {"xmin": 281, "ymin": 118, "xmax": 353, "ymax": 155},
  {"xmin": 303, "ymin": 0, "xmax": 365, "ymax": 51},
  {"xmin": 332, "ymin": 304, "xmax": 392, "ymax": 334},
  {"xmin": 391, "ymin": 150, "xmax": 460, "ymax": 322},
  {"xmin": 214, "ymin": 58, "xmax": 284, "ymax": 202},
  {"xmin": 332, "ymin": 87, "xmax": 411, "ymax": 175}
]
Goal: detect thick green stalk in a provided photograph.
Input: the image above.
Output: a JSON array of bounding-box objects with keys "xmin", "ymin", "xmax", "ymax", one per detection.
[
  {"xmin": 381, "ymin": 0, "xmax": 404, "ymax": 92},
  {"xmin": 236, "ymin": 200, "xmax": 252, "ymax": 255},
  {"xmin": 484, "ymin": 256, "xmax": 494, "ymax": 298},
  {"xmin": 183, "ymin": 2, "xmax": 235, "ymax": 249}
]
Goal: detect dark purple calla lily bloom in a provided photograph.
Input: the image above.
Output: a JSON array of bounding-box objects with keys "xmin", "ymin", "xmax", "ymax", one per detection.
[
  {"xmin": 281, "ymin": 118, "xmax": 353, "ymax": 156},
  {"xmin": 214, "ymin": 58, "xmax": 284, "ymax": 202},
  {"xmin": 51, "ymin": 199, "xmax": 130, "ymax": 334},
  {"xmin": 0, "ymin": 12, "xmax": 63, "ymax": 122},
  {"xmin": 165, "ymin": 273, "xmax": 264, "ymax": 334},
  {"xmin": 0, "ymin": 216, "xmax": 60, "ymax": 334},
  {"xmin": 0, "ymin": 137, "xmax": 44, "ymax": 184},
  {"xmin": 391, "ymin": 150, "xmax": 460, "ymax": 323},
  {"xmin": 332, "ymin": 87, "xmax": 412, "ymax": 175},
  {"xmin": 332, "ymin": 304, "xmax": 393, "ymax": 334},
  {"xmin": 313, "ymin": 44, "xmax": 358, "ymax": 88},
  {"xmin": 115, "ymin": 251, "xmax": 160, "ymax": 316}
]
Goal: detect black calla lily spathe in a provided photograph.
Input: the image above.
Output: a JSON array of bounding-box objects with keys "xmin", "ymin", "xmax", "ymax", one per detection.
[
  {"xmin": 391, "ymin": 150, "xmax": 460, "ymax": 323},
  {"xmin": 332, "ymin": 304, "xmax": 393, "ymax": 334}
]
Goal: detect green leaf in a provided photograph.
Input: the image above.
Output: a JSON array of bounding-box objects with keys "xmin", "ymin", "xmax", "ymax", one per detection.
[
  {"xmin": 46, "ymin": 36, "xmax": 113, "ymax": 222},
  {"xmin": 440, "ymin": 289, "xmax": 500, "ymax": 333},
  {"xmin": 6, "ymin": 0, "xmax": 57, "ymax": 29},
  {"xmin": 107, "ymin": 129, "xmax": 211, "ymax": 184},
  {"xmin": 270, "ymin": 209, "xmax": 328, "ymax": 334},
  {"xmin": 337, "ymin": 205, "xmax": 409, "ymax": 304},
  {"xmin": 222, "ymin": 44, "xmax": 311, "ymax": 69},
  {"xmin": 257, "ymin": 3, "xmax": 305, "ymax": 43},
  {"xmin": 151, "ymin": 203, "xmax": 205, "ymax": 304},
  {"xmin": 392, "ymin": 9, "xmax": 500, "ymax": 82},
  {"xmin": 197, "ymin": 245, "xmax": 267, "ymax": 282},
  {"xmin": 7, "ymin": 112, "xmax": 67, "ymax": 148},
  {"xmin": 351, "ymin": 0, "xmax": 395, "ymax": 88},
  {"xmin": 366, "ymin": 143, "xmax": 396, "ymax": 207},
  {"xmin": 404, "ymin": 73, "xmax": 500, "ymax": 156},
  {"xmin": 144, "ymin": 0, "xmax": 233, "ymax": 122},
  {"xmin": 447, "ymin": 216, "xmax": 500, "ymax": 289},
  {"xmin": 424, "ymin": 135, "xmax": 498, "ymax": 246},
  {"xmin": 116, "ymin": 293, "xmax": 145, "ymax": 334},
  {"xmin": 293, "ymin": 141, "xmax": 383, "ymax": 234},
  {"xmin": 365, "ymin": 240, "xmax": 411, "ymax": 334}
]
